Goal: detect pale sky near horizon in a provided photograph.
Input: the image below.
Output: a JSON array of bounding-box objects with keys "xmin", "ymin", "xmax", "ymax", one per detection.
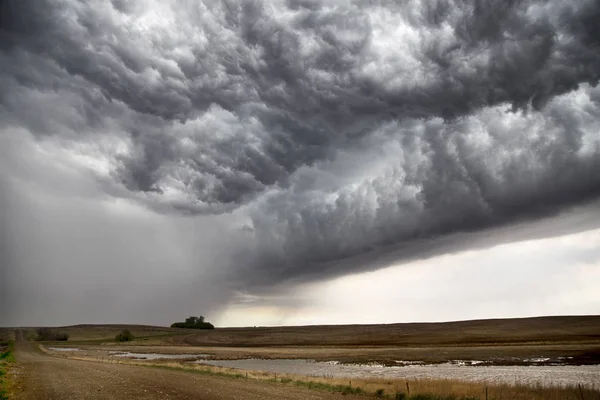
[
  {"xmin": 1, "ymin": 0, "xmax": 600, "ymax": 327},
  {"xmin": 217, "ymin": 227, "xmax": 600, "ymax": 327}
]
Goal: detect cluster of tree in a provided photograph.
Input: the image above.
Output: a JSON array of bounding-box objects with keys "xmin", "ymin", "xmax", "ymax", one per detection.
[
  {"xmin": 170, "ymin": 316, "xmax": 214, "ymax": 330},
  {"xmin": 115, "ymin": 329, "xmax": 134, "ymax": 342},
  {"xmin": 35, "ymin": 328, "xmax": 69, "ymax": 341}
]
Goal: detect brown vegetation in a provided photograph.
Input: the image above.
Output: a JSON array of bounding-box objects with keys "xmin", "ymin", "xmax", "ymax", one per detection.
[
  {"xmin": 40, "ymin": 349, "xmax": 600, "ymax": 400},
  {"xmin": 181, "ymin": 316, "xmax": 600, "ymax": 347},
  {"xmin": 16, "ymin": 324, "xmax": 191, "ymax": 342}
]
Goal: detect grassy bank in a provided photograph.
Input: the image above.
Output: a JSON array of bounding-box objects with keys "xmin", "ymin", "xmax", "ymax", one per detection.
[{"xmin": 0, "ymin": 341, "xmax": 15, "ymax": 400}]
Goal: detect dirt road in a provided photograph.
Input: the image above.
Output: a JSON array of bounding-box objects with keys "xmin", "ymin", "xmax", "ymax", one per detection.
[{"xmin": 12, "ymin": 331, "xmax": 361, "ymax": 400}]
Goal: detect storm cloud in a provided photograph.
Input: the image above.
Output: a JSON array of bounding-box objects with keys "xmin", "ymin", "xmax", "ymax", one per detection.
[{"xmin": 1, "ymin": 0, "xmax": 600, "ymax": 322}]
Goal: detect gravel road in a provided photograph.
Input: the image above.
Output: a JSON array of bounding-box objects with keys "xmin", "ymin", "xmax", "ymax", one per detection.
[{"xmin": 13, "ymin": 330, "xmax": 361, "ymax": 400}]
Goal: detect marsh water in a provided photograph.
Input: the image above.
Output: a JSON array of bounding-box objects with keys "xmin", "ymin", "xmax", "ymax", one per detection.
[
  {"xmin": 47, "ymin": 347, "xmax": 208, "ymax": 360},
  {"xmin": 110, "ymin": 351, "xmax": 209, "ymax": 360},
  {"xmin": 47, "ymin": 347, "xmax": 80, "ymax": 352},
  {"xmin": 198, "ymin": 358, "xmax": 600, "ymax": 387}
]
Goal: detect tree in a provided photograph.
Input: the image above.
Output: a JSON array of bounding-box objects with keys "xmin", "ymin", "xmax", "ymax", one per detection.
[
  {"xmin": 171, "ymin": 316, "xmax": 214, "ymax": 330},
  {"xmin": 185, "ymin": 316, "xmax": 205, "ymax": 324}
]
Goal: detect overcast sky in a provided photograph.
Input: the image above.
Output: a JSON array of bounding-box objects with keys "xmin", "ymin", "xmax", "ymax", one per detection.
[{"xmin": 1, "ymin": 0, "xmax": 599, "ymax": 327}]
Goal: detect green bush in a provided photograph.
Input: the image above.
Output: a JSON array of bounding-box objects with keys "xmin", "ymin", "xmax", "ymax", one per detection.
[
  {"xmin": 341, "ymin": 385, "xmax": 361, "ymax": 395},
  {"xmin": 115, "ymin": 330, "xmax": 134, "ymax": 342},
  {"xmin": 395, "ymin": 392, "xmax": 407, "ymax": 400}
]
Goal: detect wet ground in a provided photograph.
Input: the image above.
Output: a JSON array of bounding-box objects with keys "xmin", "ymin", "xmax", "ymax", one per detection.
[
  {"xmin": 111, "ymin": 351, "xmax": 208, "ymax": 360},
  {"xmin": 198, "ymin": 358, "xmax": 600, "ymax": 387}
]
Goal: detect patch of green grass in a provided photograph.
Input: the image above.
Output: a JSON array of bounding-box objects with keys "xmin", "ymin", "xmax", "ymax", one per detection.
[
  {"xmin": 292, "ymin": 379, "xmax": 364, "ymax": 395},
  {"xmin": 0, "ymin": 341, "xmax": 15, "ymax": 400}
]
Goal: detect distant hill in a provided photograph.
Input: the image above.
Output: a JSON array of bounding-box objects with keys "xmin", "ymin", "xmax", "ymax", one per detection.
[{"xmin": 181, "ymin": 315, "xmax": 600, "ymax": 347}]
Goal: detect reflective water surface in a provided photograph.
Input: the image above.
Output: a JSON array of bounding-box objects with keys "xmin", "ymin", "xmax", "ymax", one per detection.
[
  {"xmin": 111, "ymin": 351, "xmax": 209, "ymax": 360},
  {"xmin": 198, "ymin": 358, "xmax": 600, "ymax": 387},
  {"xmin": 47, "ymin": 347, "xmax": 80, "ymax": 352}
]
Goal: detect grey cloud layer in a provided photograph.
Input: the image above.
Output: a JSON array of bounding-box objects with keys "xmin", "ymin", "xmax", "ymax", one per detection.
[{"xmin": 1, "ymin": 0, "xmax": 600, "ymax": 289}]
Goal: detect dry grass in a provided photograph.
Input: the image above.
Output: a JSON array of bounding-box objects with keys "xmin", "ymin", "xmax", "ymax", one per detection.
[
  {"xmin": 40, "ymin": 347, "xmax": 600, "ymax": 400},
  {"xmin": 111, "ymin": 343, "xmax": 599, "ymax": 365},
  {"xmin": 0, "ymin": 330, "xmax": 13, "ymax": 343},
  {"xmin": 28, "ymin": 316, "xmax": 600, "ymax": 365},
  {"xmin": 13, "ymin": 324, "xmax": 192, "ymax": 342},
  {"xmin": 180, "ymin": 316, "xmax": 600, "ymax": 347}
]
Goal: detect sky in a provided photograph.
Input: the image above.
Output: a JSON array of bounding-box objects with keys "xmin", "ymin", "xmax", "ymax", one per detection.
[{"xmin": 0, "ymin": 0, "xmax": 599, "ymax": 327}]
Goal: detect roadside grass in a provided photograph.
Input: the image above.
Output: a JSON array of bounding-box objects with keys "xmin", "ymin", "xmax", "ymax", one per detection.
[
  {"xmin": 0, "ymin": 341, "xmax": 15, "ymax": 400},
  {"xmin": 44, "ymin": 347, "xmax": 600, "ymax": 400}
]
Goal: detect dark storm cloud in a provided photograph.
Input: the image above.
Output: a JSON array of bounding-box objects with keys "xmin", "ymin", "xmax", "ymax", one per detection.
[{"xmin": 1, "ymin": 0, "xmax": 600, "ymax": 295}]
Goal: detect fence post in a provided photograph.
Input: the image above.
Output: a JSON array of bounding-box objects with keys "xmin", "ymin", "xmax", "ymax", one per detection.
[
  {"xmin": 406, "ymin": 381, "xmax": 410, "ymax": 397},
  {"xmin": 578, "ymin": 384, "xmax": 585, "ymax": 400},
  {"xmin": 485, "ymin": 386, "xmax": 488, "ymax": 400},
  {"xmin": 349, "ymin": 380, "xmax": 352, "ymax": 388}
]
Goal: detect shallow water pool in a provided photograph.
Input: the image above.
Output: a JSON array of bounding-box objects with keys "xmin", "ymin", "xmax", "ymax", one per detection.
[{"xmin": 197, "ymin": 358, "xmax": 600, "ymax": 387}]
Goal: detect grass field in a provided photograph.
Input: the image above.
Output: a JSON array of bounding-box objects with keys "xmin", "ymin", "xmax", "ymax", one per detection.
[
  {"xmin": 7, "ymin": 316, "xmax": 600, "ymax": 399},
  {"xmin": 9, "ymin": 315, "xmax": 599, "ymax": 346},
  {"xmin": 11, "ymin": 316, "xmax": 600, "ymax": 365},
  {"xmin": 180, "ymin": 315, "xmax": 600, "ymax": 347},
  {"xmin": 175, "ymin": 315, "xmax": 600, "ymax": 365},
  {"xmin": 12, "ymin": 324, "xmax": 194, "ymax": 343}
]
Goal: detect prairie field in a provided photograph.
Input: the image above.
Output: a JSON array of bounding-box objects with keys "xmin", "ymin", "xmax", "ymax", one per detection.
[
  {"xmin": 6, "ymin": 316, "xmax": 600, "ymax": 399},
  {"xmin": 179, "ymin": 315, "xmax": 600, "ymax": 347}
]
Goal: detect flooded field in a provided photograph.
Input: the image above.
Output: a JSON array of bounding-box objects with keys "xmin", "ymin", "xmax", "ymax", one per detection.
[
  {"xmin": 198, "ymin": 358, "xmax": 600, "ymax": 387},
  {"xmin": 111, "ymin": 351, "xmax": 208, "ymax": 360},
  {"xmin": 46, "ymin": 346, "xmax": 208, "ymax": 360},
  {"xmin": 47, "ymin": 347, "xmax": 80, "ymax": 352}
]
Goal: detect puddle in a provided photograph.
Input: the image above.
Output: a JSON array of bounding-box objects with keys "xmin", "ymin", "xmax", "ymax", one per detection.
[
  {"xmin": 196, "ymin": 358, "xmax": 600, "ymax": 387},
  {"xmin": 449, "ymin": 360, "xmax": 485, "ymax": 366},
  {"xmin": 524, "ymin": 357, "xmax": 551, "ymax": 363},
  {"xmin": 395, "ymin": 360, "xmax": 425, "ymax": 366},
  {"xmin": 47, "ymin": 347, "xmax": 80, "ymax": 352},
  {"xmin": 110, "ymin": 351, "xmax": 208, "ymax": 360}
]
